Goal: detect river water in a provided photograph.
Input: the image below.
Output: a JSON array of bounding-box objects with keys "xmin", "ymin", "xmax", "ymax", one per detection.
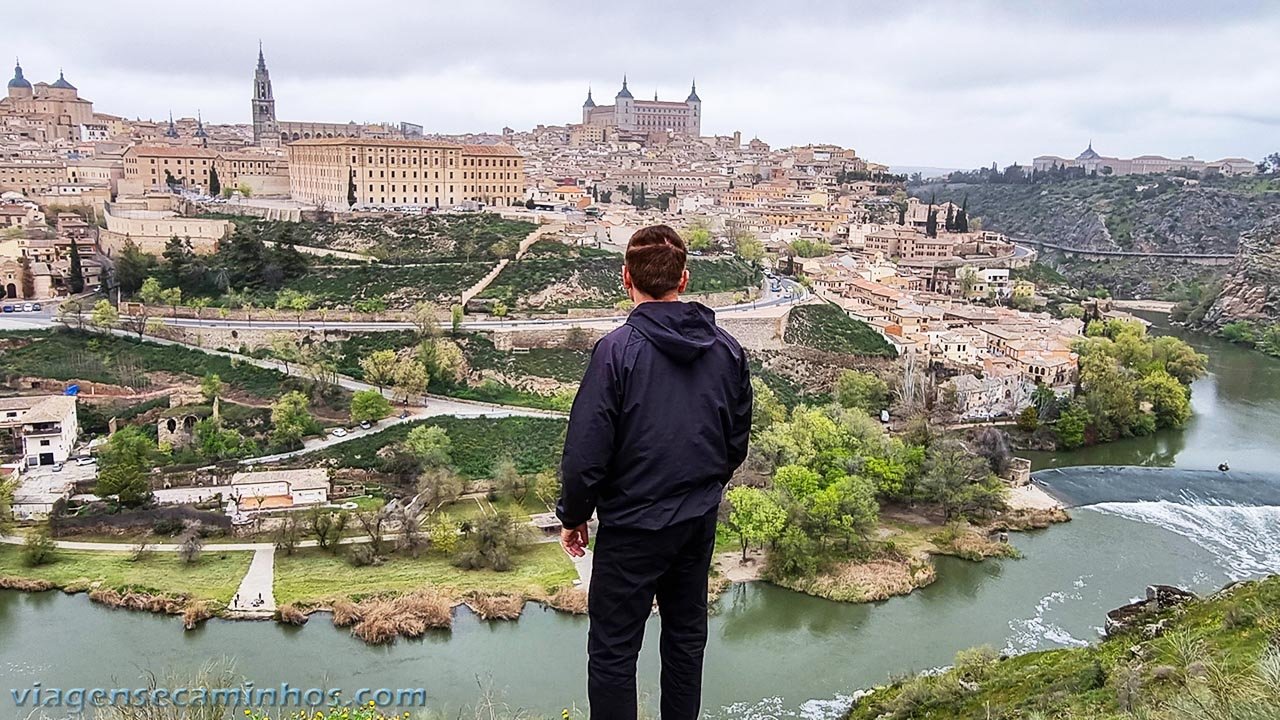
[{"xmin": 3, "ymin": 321, "xmax": 1278, "ymax": 719}]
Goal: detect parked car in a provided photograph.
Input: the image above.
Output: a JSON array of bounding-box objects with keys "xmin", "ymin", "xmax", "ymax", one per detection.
[
  {"xmin": 76, "ymin": 456, "xmax": 97, "ymax": 466},
  {"xmin": 330, "ymin": 427, "xmax": 348, "ymax": 437},
  {"xmin": 1, "ymin": 306, "xmax": 12, "ymax": 313},
  {"xmin": 359, "ymin": 420, "xmax": 372, "ymax": 430},
  {"xmin": 51, "ymin": 462, "xmax": 64, "ymax": 472},
  {"xmin": 31, "ymin": 303, "xmax": 41, "ymax": 311},
  {"xmin": 21, "ymin": 303, "xmax": 33, "ymax": 312}
]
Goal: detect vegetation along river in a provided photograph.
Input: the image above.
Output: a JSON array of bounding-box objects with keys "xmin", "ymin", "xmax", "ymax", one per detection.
[{"xmin": 2, "ymin": 318, "xmax": 1277, "ymax": 719}]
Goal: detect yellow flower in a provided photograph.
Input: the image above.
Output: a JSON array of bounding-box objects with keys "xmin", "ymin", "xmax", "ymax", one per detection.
[{"xmin": 244, "ymin": 712, "xmax": 251, "ymax": 717}]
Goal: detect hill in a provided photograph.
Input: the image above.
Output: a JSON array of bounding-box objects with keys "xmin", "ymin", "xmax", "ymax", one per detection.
[
  {"xmin": 845, "ymin": 575, "xmax": 1280, "ymax": 719},
  {"xmin": 911, "ymin": 176, "xmax": 1280, "ymax": 255}
]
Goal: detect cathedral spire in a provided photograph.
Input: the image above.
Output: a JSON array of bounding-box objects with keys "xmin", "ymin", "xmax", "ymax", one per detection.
[
  {"xmin": 257, "ymin": 41, "xmax": 266, "ymax": 70},
  {"xmin": 686, "ymin": 78, "xmax": 701, "ymax": 103}
]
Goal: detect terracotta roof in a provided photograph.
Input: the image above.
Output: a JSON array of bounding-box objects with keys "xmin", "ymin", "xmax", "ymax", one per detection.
[
  {"xmin": 288, "ymin": 137, "xmax": 464, "ymax": 149},
  {"xmin": 125, "ymin": 145, "xmax": 218, "ymax": 159},
  {"xmin": 462, "ymin": 144, "xmax": 522, "ymax": 157}
]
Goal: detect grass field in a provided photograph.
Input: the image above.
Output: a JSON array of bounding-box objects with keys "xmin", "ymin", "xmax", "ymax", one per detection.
[
  {"xmin": 0, "ymin": 330, "xmax": 346, "ymax": 409},
  {"xmin": 284, "ymin": 262, "xmax": 494, "ymax": 308},
  {"xmin": 314, "ymin": 415, "xmax": 567, "ymax": 478},
  {"xmin": 0, "ymin": 545, "xmax": 251, "ymax": 602},
  {"xmin": 272, "ymin": 543, "xmax": 577, "ymax": 605},
  {"xmin": 783, "ymin": 303, "xmax": 897, "ymax": 357}
]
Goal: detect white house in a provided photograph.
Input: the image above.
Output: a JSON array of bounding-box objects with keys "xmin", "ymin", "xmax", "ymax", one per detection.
[
  {"xmin": 0, "ymin": 395, "xmax": 79, "ymax": 467},
  {"xmin": 227, "ymin": 468, "xmax": 330, "ymax": 512}
]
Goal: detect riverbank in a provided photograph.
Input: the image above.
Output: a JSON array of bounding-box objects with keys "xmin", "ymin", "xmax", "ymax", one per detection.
[
  {"xmin": 845, "ymin": 573, "xmax": 1280, "ymax": 719},
  {"xmin": 713, "ymin": 493, "xmax": 1070, "ymax": 605}
]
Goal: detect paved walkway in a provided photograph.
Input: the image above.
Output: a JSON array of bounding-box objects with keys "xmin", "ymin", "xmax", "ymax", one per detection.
[{"xmin": 230, "ymin": 547, "xmax": 276, "ymax": 614}]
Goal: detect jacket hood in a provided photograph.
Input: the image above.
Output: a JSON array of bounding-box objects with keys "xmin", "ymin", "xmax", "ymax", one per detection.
[{"xmin": 626, "ymin": 301, "xmax": 717, "ymax": 364}]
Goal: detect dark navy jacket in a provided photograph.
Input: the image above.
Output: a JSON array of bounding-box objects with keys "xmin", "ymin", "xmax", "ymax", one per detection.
[{"xmin": 556, "ymin": 301, "xmax": 753, "ymax": 530}]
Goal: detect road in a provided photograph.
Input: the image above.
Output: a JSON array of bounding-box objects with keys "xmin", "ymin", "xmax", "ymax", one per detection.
[{"xmin": 1, "ymin": 279, "xmax": 807, "ymax": 334}]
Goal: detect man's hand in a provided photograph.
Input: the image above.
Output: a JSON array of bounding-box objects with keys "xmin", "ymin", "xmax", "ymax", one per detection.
[{"xmin": 560, "ymin": 523, "xmax": 589, "ymax": 558}]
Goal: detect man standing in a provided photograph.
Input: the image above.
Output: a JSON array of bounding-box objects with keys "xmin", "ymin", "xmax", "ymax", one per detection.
[{"xmin": 558, "ymin": 224, "xmax": 753, "ymax": 719}]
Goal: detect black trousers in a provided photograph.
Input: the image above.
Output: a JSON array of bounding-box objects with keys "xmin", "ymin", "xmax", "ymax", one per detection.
[{"xmin": 587, "ymin": 511, "xmax": 718, "ymax": 720}]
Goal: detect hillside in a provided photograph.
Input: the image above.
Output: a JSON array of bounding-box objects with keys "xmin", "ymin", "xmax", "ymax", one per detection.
[
  {"xmin": 1194, "ymin": 215, "xmax": 1280, "ymax": 332},
  {"xmin": 911, "ymin": 176, "xmax": 1280, "ymax": 254},
  {"xmin": 845, "ymin": 575, "xmax": 1280, "ymax": 719}
]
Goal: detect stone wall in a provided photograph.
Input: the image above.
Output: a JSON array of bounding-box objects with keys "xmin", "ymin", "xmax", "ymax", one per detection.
[{"xmin": 719, "ymin": 313, "xmax": 787, "ymax": 350}]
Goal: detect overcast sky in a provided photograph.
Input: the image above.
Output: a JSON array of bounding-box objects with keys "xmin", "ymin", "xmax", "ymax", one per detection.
[{"xmin": 8, "ymin": 0, "xmax": 1279, "ymax": 168}]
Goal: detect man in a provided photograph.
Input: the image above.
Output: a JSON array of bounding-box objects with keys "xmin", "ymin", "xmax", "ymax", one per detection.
[{"xmin": 558, "ymin": 224, "xmax": 753, "ymax": 719}]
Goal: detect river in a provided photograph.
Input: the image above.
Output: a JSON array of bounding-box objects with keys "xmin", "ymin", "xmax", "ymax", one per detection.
[{"xmin": 3, "ymin": 321, "xmax": 1278, "ymax": 719}]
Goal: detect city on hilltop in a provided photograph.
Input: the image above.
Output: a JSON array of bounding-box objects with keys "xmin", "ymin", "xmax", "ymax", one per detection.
[{"xmin": 1, "ymin": 15, "xmax": 1279, "ymax": 720}]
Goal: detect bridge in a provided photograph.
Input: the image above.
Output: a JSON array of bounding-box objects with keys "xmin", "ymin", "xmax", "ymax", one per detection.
[{"xmin": 1014, "ymin": 237, "xmax": 1235, "ymax": 265}]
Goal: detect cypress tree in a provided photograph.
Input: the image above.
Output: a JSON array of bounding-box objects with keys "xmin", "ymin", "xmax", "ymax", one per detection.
[
  {"xmin": 68, "ymin": 241, "xmax": 85, "ymax": 293},
  {"xmin": 208, "ymin": 167, "xmax": 221, "ymax": 197},
  {"xmin": 956, "ymin": 195, "xmax": 970, "ymax": 233}
]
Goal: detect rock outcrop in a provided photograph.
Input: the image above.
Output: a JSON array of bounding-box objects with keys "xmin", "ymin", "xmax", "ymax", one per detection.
[{"xmin": 1197, "ymin": 215, "xmax": 1280, "ymax": 329}]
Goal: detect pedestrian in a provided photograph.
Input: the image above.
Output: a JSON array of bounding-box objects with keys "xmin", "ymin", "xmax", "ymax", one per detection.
[
  {"xmin": 558, "ymin": 224, "xmax": 753, "ymax": 720},
  {"xmin": 233, "ymin": 593, "xmax": 239, "ymax": 607}
]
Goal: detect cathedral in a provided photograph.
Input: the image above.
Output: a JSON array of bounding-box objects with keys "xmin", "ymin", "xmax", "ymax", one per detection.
[
  {"xmin": 2, "ymin": 60, "xmax": 95, "ymax": 142},
  {"xmin": 581, "ymin": 77, "xmax": 701, "ymax": 136}
]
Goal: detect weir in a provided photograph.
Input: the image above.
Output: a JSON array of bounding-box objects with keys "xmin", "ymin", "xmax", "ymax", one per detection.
[{"xmin": 1032, "ymin": 465, "xmax": 1280, "ymax": 507}]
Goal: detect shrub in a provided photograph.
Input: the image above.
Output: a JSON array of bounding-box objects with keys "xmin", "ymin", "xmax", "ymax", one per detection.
[{"xmin": 21, "ymin": 527, "xmax": 56, "ymax": 567}]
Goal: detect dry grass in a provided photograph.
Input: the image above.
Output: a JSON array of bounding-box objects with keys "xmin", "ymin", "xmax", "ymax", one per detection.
[
  {"xmin": 990, "ymin": 506, "xmax": 1071, "ymax": 531},
  {"xmin": 778, "ymin": 554, "xmax": 938, "ymax": 603},
  {"xmin": 0, "ymin": 576, "xmax": 56, "ymax": 592},
  {"xmin": 182, "ymin": 601, "xmax": 213, "ymax": 630},
  {"xmin": 544, "ymin": 586, "xmax": 588, "ymax": 615},
  {"xmin": 934, "ymin": 528, "xmax": 1021, "ymax": 561},
  {"xmin": 276, "ymin": 603, "xmax": 310, "ymax": 626},
  {"xmin": 346, "ymin": 590, "xmax": 454, "ymax": 644},
  {"xmin": 464, "ymin": 592, "xmax": 526, "ymax": 621},
  {"xmin": 88, "ymin": 587, "xmax": 188, "ymax": 614},
  {"xmin": 330, "ymin": 598, "xmax": 361, "ymax": 627}
]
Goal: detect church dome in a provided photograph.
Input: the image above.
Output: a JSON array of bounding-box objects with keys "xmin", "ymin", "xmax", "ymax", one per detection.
[
  {"xmin": 50, "ymin": 71, "xmax": 76, "ymax": 90},
  {"xmin": 8, "ymin": 61, "xmax": 31, "ymax": 90},
  {"xmin": 1076, "ymin": 142, "xmax": 1100, "ymax": 161}
]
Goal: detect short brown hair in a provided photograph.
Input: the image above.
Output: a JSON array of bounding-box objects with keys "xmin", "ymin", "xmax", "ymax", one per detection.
[{"xmin": 625, "ymin": 224, "xmax": 687, "ymax": 298}]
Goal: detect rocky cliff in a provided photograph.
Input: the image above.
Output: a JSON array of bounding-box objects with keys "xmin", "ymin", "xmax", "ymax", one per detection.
[
  {"xmin": 913, "ymin": 176, "xmax": 1280, "ymax": 254},
  {"xmin": 1196, "ymin": 215, "xmax": 1280, "ymax": 329}
]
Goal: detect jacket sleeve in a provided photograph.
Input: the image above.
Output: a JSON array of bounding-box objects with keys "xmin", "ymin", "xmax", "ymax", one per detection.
[
  {"xmin": 556, "ymin": 339, "xmax": 621, "ymax": 528},
  {"xmin": 726, "ymin": 350, "xmax": 753, "ymax": 475}
]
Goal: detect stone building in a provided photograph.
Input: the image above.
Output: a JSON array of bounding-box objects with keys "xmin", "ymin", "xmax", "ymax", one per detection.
[
  {"xmin": 250, "ymin": 44, "xmax": 278, "ymax": 147},
  {"xmin": 1033, "ymin": 143, "xmax": 1256, "ymax": 177},
  {"xmin": 1, "ymin": 61, "xmax": 95, "ymax": 142},
  {"xmin": 122, "ymin": 145, "xmax": 219, "ymax": 192},
  {"xmin": 581, "ymin": 77, "xmax": 701, "ymax": 136},
  {"xmin": 288, "ymin": 137, "xmax": 525, "ymax": 208}
]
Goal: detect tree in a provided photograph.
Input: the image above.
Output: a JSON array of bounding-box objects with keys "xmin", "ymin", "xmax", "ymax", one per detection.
[
  {"xmin": 491, "ymin": 300, "xmax": 509, "ymax": 319},
  {"xmin": 955, "ymin": 195, "xmax": 969, "ymax": 233},
  {"xmin": 200, "ymin": 373, "xmax": 223, "ymax": 403},
  {"xmin": 750, "ymin": 378, "xmax": 787, "ymax": 434},
  {"xmin": 350, "ymin": 389, "xmax": 392, "ymax": 424},
  {"xmin": 417, "ymin": 467, "xmax": 464, "ymax": 509},
  {"xmin": 1055, "ymin": 401, "xmax": 1091, "ymax": 449},
  {"xmin": 0, "ymin": 480, "xmax": 13, "ymax": 536},
  {"xmin": 57, "ymin": 298, "xmax": 86, "ymax": 329},
  {"xmin": 734, "ymin": 233, "xmax": 765, "ymax": 265},
  {"xmin": 21, "ymin": 525, "xmax": 56, "ymax": 567},
  {"xmin": 177, "ymin": 522, "xmax": 204, "ymax": 565},
  {"xmin": 274, "ymin": 515, "xmax": 302, "ymax": 555},
  {"xmin": 1138, "ymin": 370, "xmax": 1192, "ymax": 428},
  {"xmin": 67, "ymin": 243, "xmax": 85, "ymax": 294},
  {"xmin": 1015, "ymin": 406, "xmax": 1040, "ymax": 432},
  {"xmin": 114, "ymin": 239, "xmax": 156, "ymax": 295},
  {"xmin": 355, "ymin": 507, "xmax": 393, "ymax": 557},
  {"xmin": 359, "ymin": 350, "xmax": 400, "ymax": 390},
  {"xmin": 95, "ymin": 426, "xmax": 156, "ymax": 507},
  {"xmin": 454, "ymin": 512, "xmax": 527, "ymax": 571},
  {"xmin": 274, "ymin": 288, "xmax": 313, "ymax": 325},
  {"xmin": 270, "ymin": 391, "xmax": 315, "ymax": 448},
  {"xmin": 208, "ymin": 167, "xmax": 221, "ymax": 197},
  {"xmin": 404, "ymin": 424, "xmax": 452, "ymax": 468},
  {"xmin": 90, "ymin": 299, "xmax": 119, "ymax": 329},
  {"xmin": 269, "ymin": 333, "xmax": 302, "ymax": 375},
  {"xmin": 428, "ymin": 514, "xmax": 460, "ymax": 555},
  {"xmin": 450, "ymin": 304, "xmax": 464, "ymax": 334},
  {"xmin": 725, "ymin": 486, "xmax": 787, "ymax": 561},
  {"xmin": 971, "ymin": 427, "xmax": 1013, "ymax": 476},
  {"xmin": 834, "ymin": 370, "xmax": 890, "ymax": 415},
  {"xmin": 139, "ymin": 277, "xmax": 164, "ymax": 306},
  {"xmin": 920, "ymin": 439, "xmax": 1005, "ymax": 521},
  {"xmin": 493, "ymin": 456, "xmax": 526, "ymax": 502},
  {"xmin": 391, "ymin": 358, "xmax": 429, "ymax": 403},
  {"xmin": 306, "ymin": 507, "xmax": 348, "ymax": 552},
  {"xmin": 684, "ymin": 226, "xmax": 713, "ymax": 252},
  {"xmin": 410, "ymin": 301, "xmax": 442, "ymax": 339},
  {"xmin": 347, "ymin": 170, "xmax": 357, "ymax": 207}
]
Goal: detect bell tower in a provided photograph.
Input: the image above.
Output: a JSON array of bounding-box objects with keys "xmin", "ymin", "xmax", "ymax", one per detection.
[{"xmin": 252, "ymin": 42, "xmax": 278, "ymax": 147}]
